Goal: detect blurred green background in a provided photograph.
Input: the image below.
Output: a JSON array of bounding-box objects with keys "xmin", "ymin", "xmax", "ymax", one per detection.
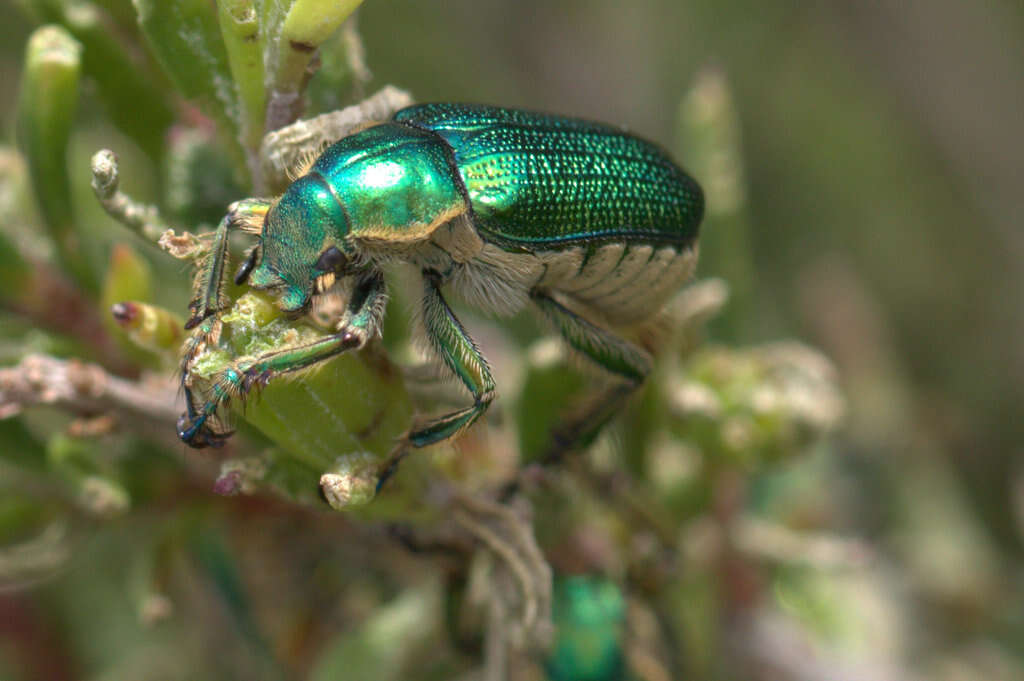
[{"xmin": 1, "ymin": 0, "xmax": 1022, "ymax": 679}]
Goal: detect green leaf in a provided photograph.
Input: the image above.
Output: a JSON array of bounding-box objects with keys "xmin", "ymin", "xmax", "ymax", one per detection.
[
  {"xmin": 16, "ymin": 24, "xmax": 96, "ymax": 292},
  {"xmin": 19, "ymin": 0, "xmax": 176, "ymax": 160},
  {"xmin": 188, "ymin": 292, "xmax": 413, "ymax": 477},
  {"xmin": 132, "ymin": 0, "xmax": 242, "ymax": 165},
  {"xmin": 217, "ymin": 0, "xmax": 267, "ymax": 177},
  {"xmin": 263, "ymin": 0, "xmax": 365, "ymax": 131}
]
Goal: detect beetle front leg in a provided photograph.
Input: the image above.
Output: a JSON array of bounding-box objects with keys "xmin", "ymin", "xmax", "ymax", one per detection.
[
  {"xmin": 186, "ymin": 197, "xmax": 273, "ymax": 330},
  {"xmin": 407, "ymin": 271, "xmax": 496, "ymax": 448},
  {"xmin": 179, "ymin": 198, "xmax": 274, "ymax": 446},
  {"xmin": 178, "ymin": 333, "xmax": 365, "ymax": 447},
  {"xmin": 178, "ymin": 271, "xmax": 387, "ymax": 447},
  {"xmin": 180, "ymin": 199, "xmax": 273, "ymax": 374}
]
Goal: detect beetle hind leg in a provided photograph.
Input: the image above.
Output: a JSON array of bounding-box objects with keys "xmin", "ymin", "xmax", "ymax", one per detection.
[
  {"xmin": 530, "ymin": 289, "xmax": 652, "ymax": 383},
  {"xmin": 529, "ymin": 289, "xmax": 653, "ymax": 459},
  {"xmin": 539, "ymin": 383, "xmax": 636, "ymax": 464}
]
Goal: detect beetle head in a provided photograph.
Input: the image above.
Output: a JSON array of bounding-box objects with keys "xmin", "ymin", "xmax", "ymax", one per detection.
[{"xmin": 244, "ymin": 175, "xmax": 354, "ymax": 313}]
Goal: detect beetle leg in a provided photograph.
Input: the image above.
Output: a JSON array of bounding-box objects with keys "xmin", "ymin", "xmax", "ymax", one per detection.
[
  {"xmin": 177, "ymin": 271, "xmax": 387, "ymax": 447},
  {"xmin": 529, "ymin": 289, "xmax": 653, "ymax": 459},
  {"xmin": 540, "ymin": 383, "xmax": 636, "ymax": 464},
  {"xmin": 530, "ymin": 289, "xmax": 652, "ymax": 383},
  {"xmin": 185, "ymin": 197, "xmax": 273, "ymax": 330},
  {"xmin": 179, "ymin": 198, "xmax": 274, "ymax": 446},
  {"xmin": 178, "ymin": 332, "xmax": 365, "ymax": 447},
  {"xmin": 407, "ymin": 271, "xmax": 496, "ymax": 448},
  {"xmin": 333, "ymin": 270, "xmax": 389, "ymax": 345},
  {"xmin": 177, "ymin": 367, "xmax": 234, "ymax": 448}
]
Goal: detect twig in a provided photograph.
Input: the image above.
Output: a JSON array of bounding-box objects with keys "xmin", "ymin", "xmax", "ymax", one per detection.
[
  {"xmin": 733, "ymin": 516, "xmax": 873, "ymax": 570},
  {"xmin": 262, "ymin": 0, "xmax": 365, "ymax": 133},
  {"xmin": 454, "ymin": 507, "xmax": 538, "ymax": 631},
  {"xmin": 0, "ymin": 353, "xmax": 179, "ymax": 423},
  {"xmin": 729, "ymin": 607, "xmax": 923, "ymax": 681},
  {"xmin": 483, "ymin": 577, "xmax": 509, "ymax": 681},
  {"xmin": 0, "ymin": 519, "xmax": 71, "ymax": 590},
  {"xmin": 90, "ymin": 149, "xmax": 174, "ymax": 242},
  {"xmin": 2, "ymin": 263, "xmax": 135, "ymax": 375},
  {"xmin": 453, "ymin": 493, "xmax": 553, "ymax": 649}
]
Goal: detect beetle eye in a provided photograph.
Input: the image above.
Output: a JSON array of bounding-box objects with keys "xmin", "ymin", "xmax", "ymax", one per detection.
[
  {"xmin": 315, "ymin": 246, "xmax": 346, "ymax": 272},
  {"xmin": 234, "ymin": 246, "xmax": 259, "ymax": 284}
]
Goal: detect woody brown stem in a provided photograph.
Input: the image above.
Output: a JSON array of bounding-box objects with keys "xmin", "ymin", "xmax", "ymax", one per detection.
[{"xmin": 0, "ymin": 354, "xmax": 179, "ymax": 423}]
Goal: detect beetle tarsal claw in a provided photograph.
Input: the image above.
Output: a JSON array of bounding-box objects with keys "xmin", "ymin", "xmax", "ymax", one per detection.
[
  {"xmin": 176, "ymin": 411, "xmax": 232, "ymax": 449},
  {"xmin": 239, "ymin": 367, "xmax": 274, "ymax": 394}
]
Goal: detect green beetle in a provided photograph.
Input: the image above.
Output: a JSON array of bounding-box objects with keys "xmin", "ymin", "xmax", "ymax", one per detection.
[{"xmin": 178, "ymin": 103, "xmax": 703, "ymax": 452}]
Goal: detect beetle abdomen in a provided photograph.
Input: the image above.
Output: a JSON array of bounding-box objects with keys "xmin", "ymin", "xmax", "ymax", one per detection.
[
  {"xmin": 393, "ymin": 104, "xmax": 703, "ymax": 252},
  {"xmin": 533, "ymin": 243, "xmax": 697, "ymax": 325}
]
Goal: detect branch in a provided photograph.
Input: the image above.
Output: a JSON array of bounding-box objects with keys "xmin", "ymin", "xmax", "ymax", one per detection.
[
  {"xmin": 0, "ymin": 354, "xmax": 179, "ymax": 423},
  {"xmin": 90, "ymin": 149, "xmax": 174, "ymax": 243}
]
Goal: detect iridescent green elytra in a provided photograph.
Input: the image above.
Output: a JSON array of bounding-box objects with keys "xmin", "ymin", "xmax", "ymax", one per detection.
[{"xmin": 178, "ymin": 103, "xmax": 703, "ymax": 457}]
